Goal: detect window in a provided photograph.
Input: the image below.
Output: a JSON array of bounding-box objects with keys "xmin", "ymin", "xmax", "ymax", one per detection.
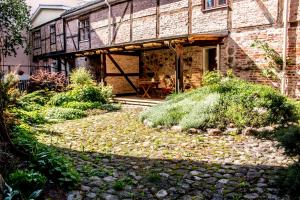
[
  {"xmin": 50, "ymin": 24, "xmax": 56, "ymax": 44},
  {"xmin": 203, "ymin": 0, "xmax": 227, "ymax": 10},
  {"xmin": 33, "ymin": 30, "xmax": 41, "ymax": 48},
  {"xmin": 79, "ymin": 19, "xmax": 90, "ymax": 41}
]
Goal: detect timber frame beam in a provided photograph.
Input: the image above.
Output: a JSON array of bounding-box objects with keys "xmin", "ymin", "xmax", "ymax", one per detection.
[
  {"xmin": 71, "ymin": 33, "xmax": 227, "ymax": 58},
  {"xmin": 106, "ymin": 53, "xmax": 138, "ymax": 92}
]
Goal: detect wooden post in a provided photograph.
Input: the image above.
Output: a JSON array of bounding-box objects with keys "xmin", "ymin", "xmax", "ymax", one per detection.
[
  {"xmin": 175, "ymin": 44, "xmax": 184, "ymax": 93},
  {"xmin": 102, "ymin": 53, "xmax": 107, "ymax": 85}
]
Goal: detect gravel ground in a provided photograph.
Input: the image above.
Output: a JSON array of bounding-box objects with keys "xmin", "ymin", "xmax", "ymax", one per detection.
[{"xmin": 36, "ymin": 107, "xmax": 293, "ymax": 200}]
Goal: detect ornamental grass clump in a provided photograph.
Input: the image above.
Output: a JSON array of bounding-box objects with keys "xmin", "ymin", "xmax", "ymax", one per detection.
[{"xmin": 140, "ymin": 71, "xmax": 297, "ymax": 130}]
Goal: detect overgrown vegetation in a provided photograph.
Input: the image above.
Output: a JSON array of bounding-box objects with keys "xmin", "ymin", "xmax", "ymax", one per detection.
[
  {"xmin": 142, "ymin": 71, "xmax": 300, "ymax": 198},
  {"xmin": 1, "ymin": 67, "xmax": 120, "ymax": 199},
  {"xmin": 266, "ymin": 125, "xmax": 300, "ymax": 199},
  {"xmin": 141, "ymin": 71, "xmax": 298, "ymax": 130}
]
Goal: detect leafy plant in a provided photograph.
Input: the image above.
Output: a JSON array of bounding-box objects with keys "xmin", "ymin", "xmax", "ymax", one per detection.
[
  {"xmin": 202, "ymin": 71, "xmax": 222, "ymax": 86},
  {"xmin": 44, "ymin": 107, "xmax": 86, "ymax": 120},
  {"xmin": 70, "ymin": 67, "xmax": 95, "ymax": 87},
  {"xmin": 28, "ymin": 70, "xmax": 67, "ymax": 92},
  {"xmin": 8, "ymin": 169, "xmax": 46, "ymax": 193},
  {"xmin": 48, "ymin": 92, "xmax": 75, "ymax": 106},
  {"xmin": 146, "ymin": 172, "xmax": 161, "ymax": 183},
  {"xmin": 4, "ymin": 184, "xmax": 42, "ymax": 200},
  {"xmin": 113, "ymin": 177, "xmax": 134, "ymax": 191},
  {"xmin": 141, "ymin": 71, "xmax": 298, "ymax": 130},
  {"xmin": 62, "ymin": 101, "xmax": 102, "ymax": 110},
  {"xmin": 251, "ymin": 40, "xmax": 289, "ymax": 82},
  {"xmin": 70, "ymin": 85, "xmax": 111, "ymax": 103},
  {"xmin": 12, "ymin": 124, "xmax": 81, "ymax": 188}
]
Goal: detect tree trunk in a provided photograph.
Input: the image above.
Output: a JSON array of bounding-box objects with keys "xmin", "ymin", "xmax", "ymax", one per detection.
[{"xmin": 0, "ymin": 173, "xmax": 5, "ymax": 197}]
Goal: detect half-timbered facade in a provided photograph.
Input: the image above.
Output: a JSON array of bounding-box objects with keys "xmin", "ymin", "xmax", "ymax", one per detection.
[{"xmin": 31, "ymin": 0, "xmax": 300, "ymax": 98}]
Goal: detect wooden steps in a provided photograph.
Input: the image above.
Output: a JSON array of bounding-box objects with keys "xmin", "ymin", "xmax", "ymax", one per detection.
[{"xmin": 113, "ymin": 97, "xmax": 164, "ymax": 107}]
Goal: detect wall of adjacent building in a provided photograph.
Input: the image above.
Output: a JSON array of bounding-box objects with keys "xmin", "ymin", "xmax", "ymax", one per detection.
[
  {"xmin": 31, "ymin": 0, "xmax": 299, "ymax": 98},
  {"xmin": 64, "ymin": 0, "xmax": 228, "ymax": 53}
]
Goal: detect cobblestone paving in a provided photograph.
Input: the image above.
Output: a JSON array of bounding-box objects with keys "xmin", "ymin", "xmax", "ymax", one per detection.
[{"xmin": 36, "ymin": 107, "xmax": 293, "ymax": 200}]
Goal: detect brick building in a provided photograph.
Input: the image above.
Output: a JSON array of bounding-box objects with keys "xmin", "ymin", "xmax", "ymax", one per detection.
[{"xmin": 30, "ymin": 0, "xmax": 300, "ymax": 98}]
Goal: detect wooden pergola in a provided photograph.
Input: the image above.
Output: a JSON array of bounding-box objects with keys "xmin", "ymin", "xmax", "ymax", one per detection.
[{"xmin": 68, "ymin": 33, "xmax": 227, "ymax": 93}]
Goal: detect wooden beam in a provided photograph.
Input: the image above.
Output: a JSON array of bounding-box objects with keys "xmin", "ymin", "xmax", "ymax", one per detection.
[
  {"xmin": 188, "ymin": 0, "xmax": 192, "ymax": 34},
  {"xmin": 106, "ymin": 73, "xmax": 139, "ymax": 76},
  {"xmin": 130, "ymin": 0, "xmax": 133, "ymax": 42},
  {"xmin": 109, "ymin": 47, "xmax": 124, "ymax": 52},
  {"xmin": 125, "ymin": 45, "xmax": 142, "ymax": 50},
  {"xmin": 156, "ymin": 0, "xmax": 160, "ymax": 38},
  {"xmin": 143, "ymin": 42, "xmax": 163, "ymax": 48},
  {"xmin": 102, "ymin": 53, "xmax": 107, "ymax": 84},
  {"xmin": 175, "ymin": 44, "xmax": 184, "ymax": 93},
  {"xmin": 107, "ymin": 53, "xmax": 138, "ymax": 92}
]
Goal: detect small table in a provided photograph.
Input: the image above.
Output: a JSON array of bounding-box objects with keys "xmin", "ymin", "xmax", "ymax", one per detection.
[{"xmin": 138, "ymin": 80, "xmax": 160, "ymax": 98}]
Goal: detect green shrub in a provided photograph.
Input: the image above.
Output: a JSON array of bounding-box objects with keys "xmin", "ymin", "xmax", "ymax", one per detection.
[
  {"xmin": 278, "ymin": 163, "xmax": 300, "ymax": 199},
  {"xmin": 70, "ymin": 85, "xmax": 111, "ymax": 103},
  {"xmin": 8, "ymin": 169, "xmax": 46, "ymax": 193},
  {"xmin": 277, "ymin": 125, "xmax": 300, "ymax": 158},
  {"xmin": 62, "ymin": 101, "xmax": 102, "ymax": 110},
  {"xmin": 274, "ymin": 125, "xmax": 300, "ymax": 198},
  {"xmin": 17, "ymin": 90, "xmax": 55, "ymax": 111},
  {"xmin": 12, "ymin": 109, "xmax": 46, "ymax": 124},
  {"xmin": 141, "ymin": 72, "xmax": 297, "ymax": 130},
  {"xmin": 113, "ymin": 177, "xmax": 134, "ymax": 191},
  {"xmin": 202, "ymin": 71, "xmax": 222, "ymax": 86},
  {"xmin": 48, "ymin": 92, "xmax": 75, "ymax": 106},
  {"xmin": 100, "ymin": 103, "xmax": 121, "ymax": 111},
  {"xmin": 45, "ymin": 107, "xmax": 86, "ymax": 120},
  {"xmin": 70, "ymin": 67, "xmax": 95, "ymax": 87},
  {"xmin": 12, "ymin": 124, "xmax": 81, "ymax": 188}
]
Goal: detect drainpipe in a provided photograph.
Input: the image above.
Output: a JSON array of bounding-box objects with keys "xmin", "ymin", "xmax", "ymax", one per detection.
[
  {"xmin": 105, "ymin": 0, "xmax": 112, "ymax": 46},
  {"xmin": 281, "ymin": 0, "xmax": 289, "ymax": 95}
]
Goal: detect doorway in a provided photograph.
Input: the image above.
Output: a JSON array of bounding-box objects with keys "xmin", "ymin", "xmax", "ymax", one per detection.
[{"xmin": 203, "ymin": 46, "xmax": 220, "ymax": 73}]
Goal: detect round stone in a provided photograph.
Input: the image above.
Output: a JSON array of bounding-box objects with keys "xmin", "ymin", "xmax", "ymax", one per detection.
[
  {"xmin": 244, "ymin": 193, "xmax": 259, "ymax": 199},
  {"xmin": 86, "ymin": 192, "xmax": 97, "ymax": 199},
  {"xmin": 156, "ymin": 189, "xmax": 168, "ymax": 199}
]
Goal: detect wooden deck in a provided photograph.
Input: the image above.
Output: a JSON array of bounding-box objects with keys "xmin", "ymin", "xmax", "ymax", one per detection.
[{"xmin": 113, "ymin": 96, "xmax": 165, "ymax": 107}]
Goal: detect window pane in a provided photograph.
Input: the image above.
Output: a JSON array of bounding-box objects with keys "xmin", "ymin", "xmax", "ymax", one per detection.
[
  {"xmin": 85, "ymin": 20, "xmax": 89, "ymax": 27},
  {"xmin": 218, "ymin": 0, "xmax": 226, "ymax": 5},
  {"xmin": 80, "ymin": 29, "xmax": 85, "ymax": 41},
  {"xmin": 206, "ymin": 0, "xmax": 214, "ymax": 8}
]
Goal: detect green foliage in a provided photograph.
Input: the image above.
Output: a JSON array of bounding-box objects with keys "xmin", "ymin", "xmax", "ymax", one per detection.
[
  {"xmin": 202, "ymin": 71, "xmax": 222, "ymax": 86},
  {"xmin": 141, "ymin": 72, "xmax": 297, "ymax": 130},
  {"xmin": 276, "ymin": 125, "xmax": 300, "ymax": 158},
  {"xmin": 100, "ymin": 103, "xmax": 121, "ymax": 112},
  {"xmin": 251, "ymin": 40, "xmax": 285, "ymax": 79},
  {"xmin": 113, "ymin": 177, "xmax": 134, "ymax": 191},
  {"xmin": 62, "ymin": 101, "xmax": 102, "ymax": 110},
  {"xmin": 71, "ymin": 84, "xmax": 112, "ymax": 103},
  {"xmin": 45, "ymin": 107, "xmax": 86, "ymax": 120},
  {"xmin": 12, "ymin": 124, "xmax": 81, "ymax": 188},
  {"xmin": 8, "ymin": 169, "xmax": 46, "ymax": 193},
  {"xmin": 48, "ymin": 92, "xmax": 75, "ymax": 106},
  {"xmin": 0, "ymin": 0, "xmax": 30, "ymax": 59},
  {"xmin": 278, "ymin": 163, "xmax": 300, "ymax": 199},
  {"xmin": 146, "ymin": 172, "xmax": 161, "ymax": 183},
  {"xmin": 17, "ymin": 90, "xmax": 55, "ymax": 110},
  {"xmin": 70, "ymin": 67, "xmax": 95, "ymax": 87},
  {"xmin": 4, "ymin": 186, "xmax": 42, "ymax": 200},
  {"xmin": 12, "ymin": 109, "xmax": 46, "ymax": 124}
]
